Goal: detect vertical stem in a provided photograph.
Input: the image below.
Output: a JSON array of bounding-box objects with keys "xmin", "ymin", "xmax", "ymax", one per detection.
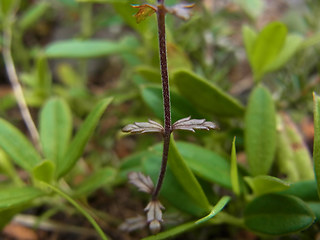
[
  {"xmin": 152, "ymin": 2, "xmax": 172, "ymax": 200},
  {"xmin": 2, "ymin": 15, "xmax": 41, "ymax": 152}
]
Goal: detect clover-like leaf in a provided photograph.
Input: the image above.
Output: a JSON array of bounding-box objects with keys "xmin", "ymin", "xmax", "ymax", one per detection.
[
  {"xmin": 128, "ymin": 172, "xmax": 154, "ymax": 194},
  {"xmin": 167, "ymin": 3, "xmax": 195, "ymax": 20},
  {"xmin": 132, "ymin": 4, "xmax": 157, "ymax": 23},
  {"xmin": 173, "ymin": 116, "xmax": 217, "ymax": 132},
  {"xmin": 122, "ymin": 120, "xmax": 164, "ymax": 134}
]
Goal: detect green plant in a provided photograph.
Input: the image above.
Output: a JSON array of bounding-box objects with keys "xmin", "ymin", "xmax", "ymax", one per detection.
[
  {"xmin": 118, "ymin": 1, "xmax": 320, "ymax": 239},
  {"xmin": 1, "ymin": 0, "xmax": 320, "ymax": 239}
]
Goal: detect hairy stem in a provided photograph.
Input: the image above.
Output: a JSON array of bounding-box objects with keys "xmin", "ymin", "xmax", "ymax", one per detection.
[
  {"xmin": 2, "ymin": 14, "xmax": 41, "ymax": 152},
  {"xmin": 152, "ymin": 2, "xmax": 171, "ymax": 200}
]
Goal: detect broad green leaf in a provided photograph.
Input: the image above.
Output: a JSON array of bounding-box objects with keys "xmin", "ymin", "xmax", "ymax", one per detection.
[
  {"xmin": 314, "ymin": 92, "xmax": 320, "ymax": 198},
  {"xmin": 142, "ymin": 222, "xmax": 196, "ymax": 240},
  {"xmin": 168, "ymin": 136, "xmax": 211, "ymax": 211},
  {"xmin": 167, "ymin": 142, "xmax": 235, "ymax": 189},
  {"xmin": 244, "ymin": 175, "xmax": 290, "ymax": 196},
  {"xmin": 57, "ymin": 98, "xmax": 112, "ymax": 178},
  {"xmin": 248, "ymin": 22, "xmax": 287, "ymax": 81},
  {"xmin": 244, "ymin": 194, "xmax": 315, "ymax": 235},
  {"xmin": 0, "ymin": 186, "xmax": 44, "ymax": 210},
  {"xmin": 245, "ymin": 85, "xmax": 276, "ymax": 176},
  {"xmin": 308, "ymin": 202, "xmax": 320, "ymax": 222},
  {"xmin": 235, "ymin": 0, "xmax": 264, "ymax": 19},
  {"xmin": 73, "ymin": 167, "xmax": 117, "ymax": 196},
  {"xmin": 136, "ymin": 65, "xmax": 161, "ymax": 83},
  {"xmin": 45, "ymin": 37, "xmax": 136, "ymax": 58},
  {"xmin": 231, "ymin": 137, "xmax": 240, "ymax": 195},
  {"xmin": 152, "ymin": 142, "xmax": 246, "ymax": 189},
  {"xmin": 32, "ymin": 160, "xmax": 55, "ymax": 184},
  {"xmin": 173, "ymin": 70, "xmax": 245, "ymax": 117},
  {"xmin": 18, "ymin": 2, "xmax": 50, "ymax": 32},
  {"xmin": 140, "ymin": 85, "xmax": 201, "ymax": 122},
  {"xmin": 143, "ymin": 153, "xmax": 208, "ymax": 216},
  {"xmin": 195, "ymin": 196, "xmax": 231, "ymax": 224},
  {"xmin": 265, "ymin": 34, "xmax": 303, "ymax": 73},
  {"xmin": 40, "ymin": 98, "xmax": 72, "ymax": 165},
  {"xmin": 0, "ymin": 150, "xmax": 23, "ymax": 186},
  {"xmin": 0, "ymin": 119, "xmax": 42, "ymax": 171},
  {"xmin": 242, "ymin": 25, "xmax": 257, "ymax": 59},
  {"xmin": 280, "ymin": 180, "xmax": 319, "ymax": 202}
]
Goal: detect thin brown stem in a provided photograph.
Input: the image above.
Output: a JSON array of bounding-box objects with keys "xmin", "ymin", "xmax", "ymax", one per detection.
[
  {"xmin": 2, "ymin": 15, "xmax": 41, "ymax": 152},
  {"xmin": 152, "ymin": 3, "xmax": 171, "ymax": 200}
]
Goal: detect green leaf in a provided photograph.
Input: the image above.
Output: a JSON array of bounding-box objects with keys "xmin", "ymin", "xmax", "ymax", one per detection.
[
  {"xmin": 40, "ymin": 98, "xmax": 72, "ymax": 165},
  {"xmin": 0, "ymin": 150, "xmax": 23, "ymax": 186},
  {"xmin": 142, "ymin": 222, "xmax": 196, "ymax": 240},
  {"xmin": 314, "ymin": 92, "xmax": 320, "ymax": 199},
  {"xmin": 73, "ymin": 167, "xmax": 117, "ymax": 196},
  {"xmin": 245, "ymin": 85, "xmax": 276, "ymax": 176},
  {"xmin": 135, "ymin": 65, "xmax": 161, "ymax": 83},
  {"xmin": 57, "ymin": 98, "xmax": 112, "ymax": 178},
  {"xmin": 173, "ymin": 70, "xmax": 245, "ymax": 117},
  {"xmin": 0, "ymin": 119, "xmax": 42, "ymax": 171},
  {"xmin": 280, "ymin": 180, "xmax": 318, "ymax": 202},
  {"xmin": 152, "ymin": 141, "xmax": 246, "ymax": 189},
  {"xmin": 168, "ymin": 136, "xmax": 211, "ymax": 211},
  {"xmin": 18, "ymin": 2, "xmax": 50, "ymax": 32},
  {"xmin": 244, "ymin": 194, "xmax": 315, "ymax": 235},
  {"xmin": 32, "ymin": 160, "xmax": 55, "ymax": 184},
  {"xmin": 242, "ymin": 25, "xmax": 257, "ymax": 59},
  {"xmin": 0, "ymin": 186, "xmax": 44, "ymax": 210},
  {"xmin": 308, "ymin": 202, "xmax": 320, "ymax": 222},
  {"xmin": 247, "ymin": 22, "xmax": 287, "ymax": 81},
  {"xmin": 140, "ymin": 85, "xmax": 201, "ymax": 122},
  {"xmin": 244, "ymin": 175, "xmax": 290, "ymax": 196},
  {"xmin": 173, "ymin": 142, "xmax": 236, "ymax": 189},
  {"xmin": 143, "ymin": 152, "xmax": 208, "ymax": 216},
  {"xmin": 265, "ymin": 34, "xmax": 303, "ymax": 73},
  {"xmin": 195, "ymin": 196, "xmax": 231, "ymax": 224},
  {"xmin": 45, "ymin": 37, "xmax": 136, "ymax": 58},
  {"xmin": 230, "ymin": 137, "xmax": 240, "ymax": 195}
]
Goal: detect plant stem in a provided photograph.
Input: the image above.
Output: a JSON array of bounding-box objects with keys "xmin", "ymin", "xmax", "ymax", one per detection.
[
  {"xmin": 152, "ymin": 2, "xmax": 172, "ymax": 200},
  {"xmin": 2, "ymin": 13, "xmax": 41, "ymax": 152}
]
